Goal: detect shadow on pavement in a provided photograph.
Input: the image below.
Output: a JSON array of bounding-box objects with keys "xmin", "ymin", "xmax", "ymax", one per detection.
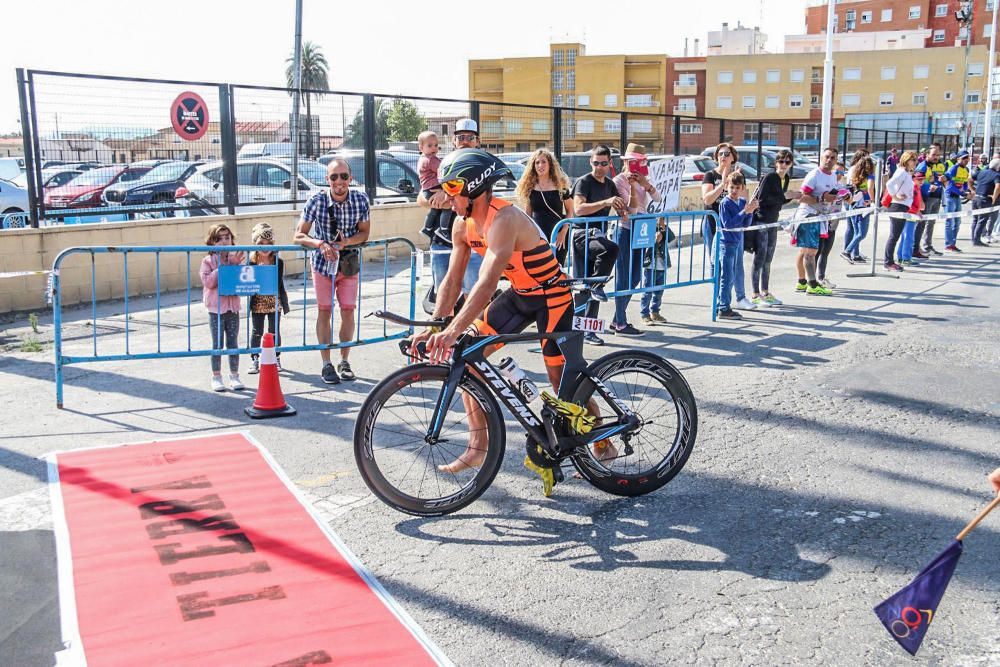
[{"xmin": 0, "ymin": 529, "xmax": 61, "ymax": 667}]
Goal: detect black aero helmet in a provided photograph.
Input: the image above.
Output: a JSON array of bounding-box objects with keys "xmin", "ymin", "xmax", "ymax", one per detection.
[{"xmin": 438, "ymin": 148, "xmax": 511, "ymax": 199}]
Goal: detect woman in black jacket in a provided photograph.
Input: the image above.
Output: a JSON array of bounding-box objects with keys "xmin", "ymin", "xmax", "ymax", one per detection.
[{"xmin": 750, "ymin": 149, "xmax": 800, "ymax": 306}]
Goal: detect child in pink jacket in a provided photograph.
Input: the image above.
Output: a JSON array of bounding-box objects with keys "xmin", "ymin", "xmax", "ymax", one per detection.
[{"xmin": 200, "ymin": 223, "xmax": 245, "ymax": 392}]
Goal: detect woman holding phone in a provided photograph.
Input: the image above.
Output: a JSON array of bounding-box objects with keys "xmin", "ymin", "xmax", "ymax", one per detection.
[{"xmin": 750, "ymin": 149, "xmax": 800, "ymax": 306}]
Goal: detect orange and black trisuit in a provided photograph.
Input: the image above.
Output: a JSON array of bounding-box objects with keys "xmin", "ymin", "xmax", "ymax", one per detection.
[{"xmin": 466, "ymin": 198, "xmax": 573, "ymax": 366}]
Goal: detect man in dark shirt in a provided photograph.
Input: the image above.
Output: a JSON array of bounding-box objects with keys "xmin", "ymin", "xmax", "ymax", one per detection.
[
  {"xmin": 571, "ymin": 145, "xmax": 623, "ymax": 345},
  {"xmin": 971, "ymin": 157, "xmax": 1000, "ymax": 245}
]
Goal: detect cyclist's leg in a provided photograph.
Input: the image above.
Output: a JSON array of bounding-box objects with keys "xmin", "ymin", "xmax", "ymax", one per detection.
[{"xmin": 438, "ymin": 289, "xmax": 531, "ymax": 473}]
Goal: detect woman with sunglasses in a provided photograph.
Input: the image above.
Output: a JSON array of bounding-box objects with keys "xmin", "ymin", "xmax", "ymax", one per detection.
[
  {"xmin": 750, "ymin": 149, "xmax": 800, "ymax": 306},
  {"xmin": 515, "ymin": 149, "xmax": 574, "ymax": 265},
  {"xmin": 702, "ymin": 143, "xmax": 741, "ymax": 264},
  {"xmin": 841, "ymin": 152, "xmax": 875, "ymax": 264}
]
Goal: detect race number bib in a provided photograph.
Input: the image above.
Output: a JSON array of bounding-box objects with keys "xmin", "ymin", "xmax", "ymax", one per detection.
[{"xmin": 572, "ymin": 316, "xmax": 606, "ymax": 333}]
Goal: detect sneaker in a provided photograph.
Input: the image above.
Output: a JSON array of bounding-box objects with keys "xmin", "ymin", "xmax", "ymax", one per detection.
[
  {"xmin": 944, "ymin": 245, "xmax": 961, "ymax": 252},
  {"xmin": 840, "ymin": 251, "xmax": 855, "ymax": 264},
  {"xmin": 900, "ymin": 259, "xmax": 913, "ymax": 266},
  {"xmin": 884, "ymin": 263, "xmax": 903, "ymax": 272},
  {"xmin": 913, "ymin": 251, "xmax": 930, "ymax": 259},
  {"xmin": 321, "ymin": 362, "xmax": 341, "ymax": 384},
  {"xmin": 229, "ymin": 374, "xmax": 245, "ymax": 391},
  {"xmin": 591, "ymin": 285, "xmax": 609, "ymax": 302},
  {"xmin": 806, "ymin": 284, "xmax": 833, "ymax": 296},
  {"xmin": 763, "ymin": 293, "xmax": 782, "ymax": 306},
  {"xmin": 583, "ymin": 332, "xmax": 605, "ymax": 346},
  {"xmin": 641, "ymin": 315, "xmax": 653, "ymax": 325},
  {"xmin": 926, "ymin": 246, "xmax": 943, "ymax": 256},
  {"xmin": 735, "ymin": 297, "xmax": 757, "ymax": 310},
  {"xmin": 855, "ymin": 254, "xmax": 870, "ymax": 263},
  {"xmin": 751, "ymin": 295, "xmax": 766, "ymax": 306},
  {"xmin": 718, "ymin": 308, "xmax": 742, "ymax": 320},
  {"xmin": 611, "ymin": 323, "xmax": 644, "ymax": 337},
  {"xmin": 820, "ymin": 278, "xmax": 837, "ymax": 289},
  {"xmin": 210, "ymin": 375, "xmax": 225, "ymax": 392},
  {"xmin": 649, "ymin": 312, "xmax": 667, "ymax": 324},
  {"xmin": 247, "ymin": 358, "xmax": 260, "ymax": 375},
  {"xmin": 337, "ymin": 359, "xmax": 356, "ymax": 381},
  {"xmin": 795, "ymin": 282, "xmax": 808, "ymax": 292},
  {"xmin": 419, "ymin": 226, "xmax": 435, "ymax": 240}
]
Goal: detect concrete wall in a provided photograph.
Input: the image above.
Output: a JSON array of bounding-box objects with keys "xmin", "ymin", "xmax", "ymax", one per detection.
[{"xmin": 0, "ymin": 179, "xmax": 801, "ymax": 314}]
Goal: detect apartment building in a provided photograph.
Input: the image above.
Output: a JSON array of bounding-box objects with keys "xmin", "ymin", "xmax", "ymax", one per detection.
[
  {"xmin": 468, "ymin": 43, "xmax": 669, "ymax": 153},
  {"xmin": 804, "ymin": 0, "xmax": 997, "ymax": 49}
]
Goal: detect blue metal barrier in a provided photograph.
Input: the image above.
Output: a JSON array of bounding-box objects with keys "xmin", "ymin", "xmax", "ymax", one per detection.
[
  {"xmin": 51, "ymin": 238, "xmax": 417, "ymax": 407},
  {"xmin": 550, "ymin": 210, "xmax": 722, "ymax": 322}
]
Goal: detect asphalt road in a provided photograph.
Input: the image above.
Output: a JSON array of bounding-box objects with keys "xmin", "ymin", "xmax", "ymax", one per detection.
[{"xmin": 0, "ymin": 231, "xmax": 998, "ymax": 666}]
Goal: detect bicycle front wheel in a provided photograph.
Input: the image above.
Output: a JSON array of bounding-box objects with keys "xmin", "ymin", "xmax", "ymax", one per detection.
[
  {"xmin": 354, "ymin": 363, "xmax": 506, "ymax": 516},
  {"xmin": 570, "ymin": 350, "xmax": 697, "ymax": 497}
]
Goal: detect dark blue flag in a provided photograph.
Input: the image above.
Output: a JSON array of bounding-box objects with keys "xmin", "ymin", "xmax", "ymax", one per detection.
[{"xmin": 873, "ymin": 539, "xmax": 963, "ymax": 656}]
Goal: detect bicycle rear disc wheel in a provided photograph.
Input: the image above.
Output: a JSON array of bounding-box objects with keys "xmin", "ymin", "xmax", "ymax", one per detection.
[
  {"xmin": 354, "ymin": 364, "xmax": 505, "ymax": 516},
  {"xmin": 570, "ymin": 350, "xmax": 696, "ymax": 497}
]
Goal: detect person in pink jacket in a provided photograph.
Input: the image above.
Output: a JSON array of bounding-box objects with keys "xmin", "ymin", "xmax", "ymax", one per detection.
[{"xmin": 200, "ymin": 223, "xmax": 245, "ymax": 392}]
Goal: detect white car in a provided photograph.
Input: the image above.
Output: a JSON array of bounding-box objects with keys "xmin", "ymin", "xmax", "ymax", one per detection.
[{"xmin": 0, "ymin": 177, "xmax": 29, "ymax": 214}]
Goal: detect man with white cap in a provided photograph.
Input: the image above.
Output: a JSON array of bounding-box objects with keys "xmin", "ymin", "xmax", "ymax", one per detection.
[{"xmin": 417, "ymin": 118, "xmax": 484, "ymax": 300}]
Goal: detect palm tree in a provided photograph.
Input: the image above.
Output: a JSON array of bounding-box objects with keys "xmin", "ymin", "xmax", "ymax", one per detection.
[{"xmin": 285, "ymin": 41, "xmax": 329, "ymax": 157}]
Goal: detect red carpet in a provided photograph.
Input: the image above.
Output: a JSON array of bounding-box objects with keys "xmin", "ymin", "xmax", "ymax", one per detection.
[{"xmin": 48, "ymin": 433, "xmax": 449, "ymax": 666}]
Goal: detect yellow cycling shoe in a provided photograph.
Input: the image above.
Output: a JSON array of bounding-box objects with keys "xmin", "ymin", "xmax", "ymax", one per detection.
[
  {"xmin": 523, "ymin": 455, "xmax": 556, "ymax": 497},
  {"xmin": 540, "ymin": 391, "xmax": 596, "ymax": 434}
]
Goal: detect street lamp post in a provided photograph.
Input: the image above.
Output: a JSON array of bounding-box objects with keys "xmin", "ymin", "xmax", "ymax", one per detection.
[{"xmin": 957, "ymin": 1, "xmax": 974, "ymax": 151}]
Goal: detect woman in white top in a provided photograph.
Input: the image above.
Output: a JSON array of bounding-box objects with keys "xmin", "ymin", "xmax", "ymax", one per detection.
[{"xmin": 883, "ymin": 150, "xmax": 917, "ymax": 272}]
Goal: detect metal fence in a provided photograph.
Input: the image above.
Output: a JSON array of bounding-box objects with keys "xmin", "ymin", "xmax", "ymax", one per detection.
[{"xmin": 15, "ymin": 67, "xmax": 995, "ymax": 228}]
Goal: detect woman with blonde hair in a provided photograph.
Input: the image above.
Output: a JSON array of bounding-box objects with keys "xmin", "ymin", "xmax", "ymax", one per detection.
[
  {"xmin": 883, "ymin": 150, "xmax": 919, "ymax": 272},
  {"xmin": 516, "ymin": 148, "xmax": 575, "ymax": 264}
]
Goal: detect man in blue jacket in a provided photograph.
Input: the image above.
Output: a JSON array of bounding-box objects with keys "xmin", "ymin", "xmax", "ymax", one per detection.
[{"xmin": 943, "ymin": 151, "xmax": 973, "ymax": 252}]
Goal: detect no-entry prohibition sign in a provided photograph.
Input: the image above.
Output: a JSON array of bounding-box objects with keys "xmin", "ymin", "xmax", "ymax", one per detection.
[{"xmin": 170, "ymin": 91, "xmax": 209, "ymax": 141}]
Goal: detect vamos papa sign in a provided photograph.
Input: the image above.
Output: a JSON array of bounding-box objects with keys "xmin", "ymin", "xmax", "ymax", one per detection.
[{"xmin": 170, "ymin": 91, "xmax": 209, "ymax": 141}]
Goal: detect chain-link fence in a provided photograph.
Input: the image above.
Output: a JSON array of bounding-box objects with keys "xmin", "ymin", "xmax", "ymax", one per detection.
[{"xmin": 14, "ymin": 68, "xmax": 1000, "ymax": 228}]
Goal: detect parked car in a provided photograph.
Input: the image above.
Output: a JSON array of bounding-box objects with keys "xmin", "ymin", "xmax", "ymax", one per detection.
[
  {"xmin": 558, "ymin": 150, "xmax": 622, "ymax": 180},
  {"xmin": 39, "ymin": 168, "xmax": 84, "ymax": 190},
  {"xmin": 699, "ymin": 146, "xmax": 808, "ymax": 178},
  {"xmin": 317, "ymin": 150, "xmax": 418, "ymax": 199},
  {"xmin": 0, "ymin": 158, "xmax": 22, "ymax": 181},
  {"xmin": 238, "ymin": 143, "xmax": 295, "ymax": 159},
  {"xmin": 102, "ymin": 160, "xmax": 204, "ymax": 206},
  {"xmin": 43, "ymin": 165, "xmax": 152, "ymax": 208},
  {"xmin": 667, "ymin": 155, "xmax": 759, "ymax": 182},
  {"xmin": 0, "ymin": 177, "xmax": 28, "ymax": 214}
]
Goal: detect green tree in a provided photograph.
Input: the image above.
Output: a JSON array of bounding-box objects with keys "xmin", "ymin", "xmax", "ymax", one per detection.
[
  {"xmin": 343, "ymin": 99, "xmax": 390, "ymax": 150},
  {"xmin": 285, "ymin": 41, "xmax": 329, "ymax": 157},
  {"xmin": 386, "ymin": 99, "xmax": 427, "ymax": 143}
]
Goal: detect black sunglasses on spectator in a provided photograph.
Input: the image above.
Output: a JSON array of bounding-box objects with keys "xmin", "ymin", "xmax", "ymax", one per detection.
[
  {"xmin": 591, "ymin": 160, "xmax": 609, "ymax": 166},
  {"xmin": 328, "ymin": 173, "xmax": 350, "ymax": 181},
  {"xmin": 777, "ymin": 159, "xmax": 793, "ymax": 165}
]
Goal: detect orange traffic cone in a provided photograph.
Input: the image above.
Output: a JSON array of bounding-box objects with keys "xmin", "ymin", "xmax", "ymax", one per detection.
[{"xmin": 245, "ymin": 333, "xmax": 296, "ymax": 419}]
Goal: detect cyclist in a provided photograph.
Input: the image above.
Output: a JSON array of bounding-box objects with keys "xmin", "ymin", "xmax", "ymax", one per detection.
[{"xmin": 413, "ymin": 148, "xmax": 615, "ymax": 484}]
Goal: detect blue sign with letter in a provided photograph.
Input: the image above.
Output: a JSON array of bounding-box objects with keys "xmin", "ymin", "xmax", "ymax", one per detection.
[
  {"xmin": 632, "ymin": 217, "xmax": 657, "ymax": 250},
  {"xmin": 218, "ymin": 265, "xmax": 278, "ymax": 296}
]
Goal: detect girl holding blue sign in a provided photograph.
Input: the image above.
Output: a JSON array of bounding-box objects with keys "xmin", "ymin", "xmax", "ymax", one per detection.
[
  {"xmin": 200, "ymin": 223, "xmax": 245, "ymax": 392},
  {"xmin": 247, "ymin": 223, "xmax": 290, "ymax": 375}
]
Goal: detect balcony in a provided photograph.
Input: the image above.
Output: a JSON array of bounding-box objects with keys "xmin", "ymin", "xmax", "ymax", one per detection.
[
  {"xmin": 673, "ymin": 81, "xmax": 698, "ymax": 96},
  {"xmin": 673, "ymin": 106, "xmax": 698, "ymax": 116}
]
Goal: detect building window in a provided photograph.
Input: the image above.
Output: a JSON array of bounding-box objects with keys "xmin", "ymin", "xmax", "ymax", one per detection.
[
  {"xmin": 935, "ymin": 4, "xmax": 948, "ymax": 17},
  {"xmin": 565, "ymin": 95, "xmax": 576, "ymax": 108},
  {"xmin": 766, "ymin": 69, "xmax": 780, "ymax": 83},
  {"xmin": 913, "ymin": 92, "xmax": 927, "ymax": 105},
  {"xmin": 933, "ymin": 30, "xmax": 946, "ymax": 43},
  {"xmin": 677, "ymin": 98, "xmax": 697, "ymax": 111},
  {"xmin": 881, "ymin": 66, "xmax": 896, "ymax": 80},
  {"xmin": 742, "ymin": 96, "xmax": 756, "ymax": 109},
  {"xmin": 794, "ymin": 124, "xmax": 821, "ymax": 143},
  {"xmin": 846, "ymin": 9, "xmax": 856, "ymax": 21},
  {"xmin": 908, "ymin": 6, "xmax": 920, "ymax": 19},
  {"xmin": 604, "ymin": 118, "xmax": 621, "ymax": 133},
  {"xmin": 986, "ymin": 24, "xmax": 994, "ymax": 38},
  {"xmin": 810, "ymin": 94, "xmax": 821, "ymax": 110},
  {"xmin": 811, "ymin": 67, "xmax": 823, "ymax": 83},
  {"xmin": 625, "ymin": 94, "xmax": 653, "ymax": 107},
  {"xmin": 716, "ymin": 96, "xmax": 733, "ymax": 109},
  {"xmin": 747, "ymin": 123, "xmax": 780, "ymax": 144},
  {"xmin": 789, "ymin": 95, "xmax": 804, "ymax": 108},
  {"xmin": 552, "ymin": 71, "xmax": 564, "ymax": 90},
  {"xmin": 765, "ymin": 95, "xmax": 780, "ymax": 109},
  {"xmin": 483, "ymin": 121, "xmax": 502, "ymax": 135},
  {"xmin": 552, "ymin": 94, "xmax": 563, "ymax": 107},
  {"xmin": 861, "ymin": 10, "xmax": 872, "ymax": 23},
  {"xmin": 628, "ymin": 119, "xmax": 653, "ymax": 134},
  {"xmin": 969, "ymin": 63, "xmax": 984, "ymax": 76},
  {"xmin": 718, "ymin": 71, "xmax": 734, "ymax": 84},
  {"xmin": 679, "ymin": 73, "xmax": 697, "ymax": 86},
  {"xmin": 552, "ymin": 50, "xmax": 564, "ymax": 67},
  {"xmin": 967, "ymin": 92, "xmax": 981, "ymax": 104},
  {"xmin": 913, "ymin": 65, "xmax": 930, "ymax": 79},
  {"xmin": 531, "ymin": 119, "xmax": 550, "ymax": 134},
  {"xmin": 673, "ymin": 123, "xmax": 703, "ymax": 135},
  {"xmin": 880, "ymin": 93, "xmax": 895, "ymax": 106},
  {"xmin": 790, "ymin": 69, "xmax": 805, "ymax": 83},
  {"xmin": 577, "ymin": 120, "xmax": 594, "ymax": 134},
  {"xmin": 743, "ymin": 70, "xmax": 757, "ymax": 84},
  {"xmin": 989, "ymin": 0, "xmax": 997, "ymax": 10},
  {"xmin": 567, "ymin": 49, "xmax": 576, "ymax": 66},
  {"xmin": 946, "ymin": 64, "xmax": 955, "ymax": 74},
  {"xmin": 577, "ymin": 94, "xmax": 590, "ymax": 107},
  {"xmin": 959, "ymin": 26, "xmax": 969, "ymax": 39},
  {"xmin": 604, "ymin": 94, "xmax": 617, "ymax": 107},
  {"xmin": 566, "ymin": 71, "xmax": 575, "ymax": 89},
  {"xmin": 841, "ymin": 94, "xmax": 861, "ymax": 107},
  {"xmin": 506, "ymin": 120, "xmax": 523, "ymax": 134},
  {"xmin": 881, "ymin": 8, "xmax": 892, "ymax": 22},
  {"xmin": 843, "ymin": 67, "xmax": 862, "ymax": 81},
  {"xmin": 944, "ymin": 91, "xmax": 954, "ymax": 101}
]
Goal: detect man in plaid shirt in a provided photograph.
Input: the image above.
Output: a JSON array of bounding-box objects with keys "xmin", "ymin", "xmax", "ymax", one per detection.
[{"xmin": 294, "ymin": 158, "xmax": 371, "ymax": 384}]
